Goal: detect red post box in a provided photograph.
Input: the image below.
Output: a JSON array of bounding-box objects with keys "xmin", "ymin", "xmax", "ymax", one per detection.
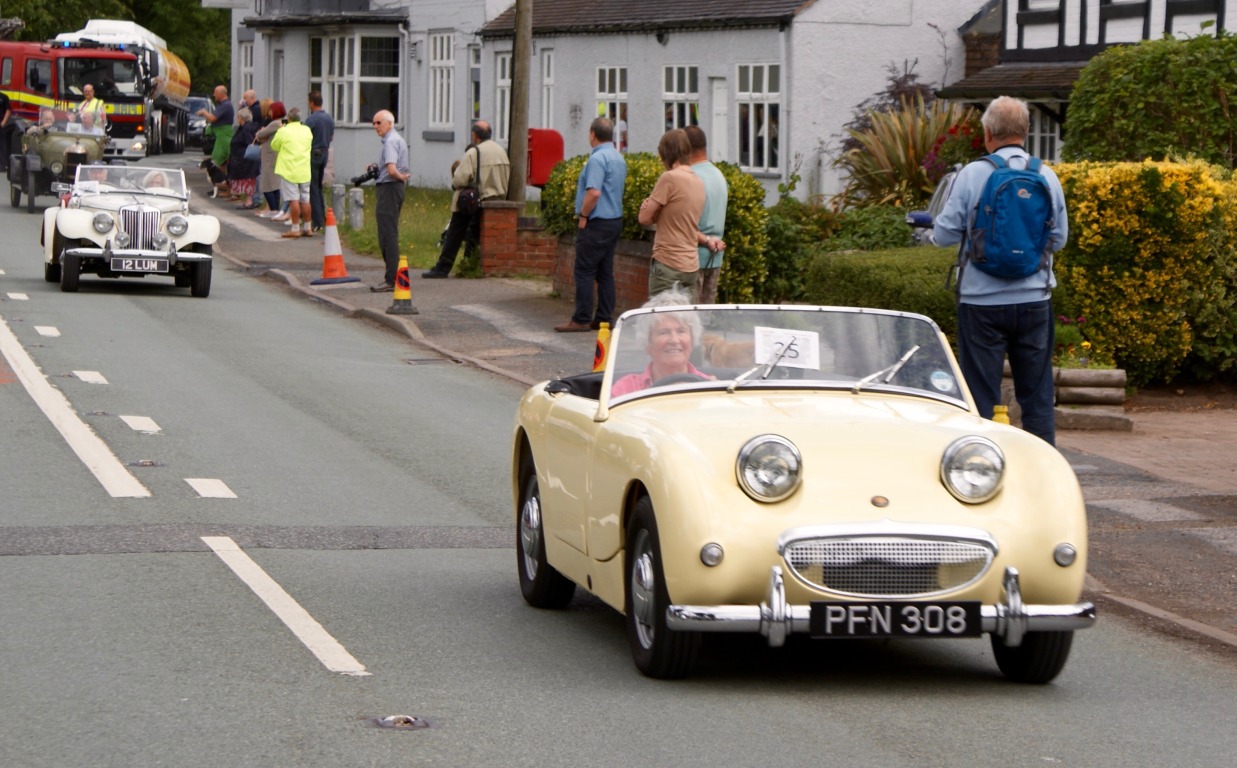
[{"xmin": 527, "ymin": 128, "xmax": 564, "ymax": 187}]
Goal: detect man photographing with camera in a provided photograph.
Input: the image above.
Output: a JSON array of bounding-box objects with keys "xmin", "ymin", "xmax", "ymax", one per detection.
[{"xmin": 370, "ymin": 109, "xmax": 409, "ymax": 293}]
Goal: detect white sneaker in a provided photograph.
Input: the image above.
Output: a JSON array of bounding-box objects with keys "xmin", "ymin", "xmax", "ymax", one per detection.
[{"xmin": 271, "ymin": 212, "xmax": 288, "ymax": 222}]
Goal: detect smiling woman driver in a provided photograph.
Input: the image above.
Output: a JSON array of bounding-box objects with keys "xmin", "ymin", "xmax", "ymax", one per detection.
[{"xmin": 611, "ymin": 288, "xmax": 713, "ymax": 396}]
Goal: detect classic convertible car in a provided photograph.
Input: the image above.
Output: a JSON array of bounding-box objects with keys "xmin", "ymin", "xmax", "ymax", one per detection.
[
  {"xmin": 42, "ymin": 164, "xmax": 219, "ymax": 297},
  {"xmin": 512, "ymin": 305, "xmax": 1095, "ymax": 681}
]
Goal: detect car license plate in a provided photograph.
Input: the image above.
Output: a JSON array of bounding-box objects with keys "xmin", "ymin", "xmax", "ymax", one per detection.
[
  {"xmin": 809, "ymin": 601, "xmax": 981, "ymax": 638},
  {"xmin": 111, "ymin": 257, "xmax": 169, "ymax": 273}
]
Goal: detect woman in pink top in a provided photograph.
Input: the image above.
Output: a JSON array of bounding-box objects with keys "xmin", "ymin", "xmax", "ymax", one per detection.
[
  {"xmin": 611, "ymin": 288, "xmax": 713, "ymax": 397},
  {"xmin": 639, "ymin": 129, "xmax": 706, "ymax": 301}
]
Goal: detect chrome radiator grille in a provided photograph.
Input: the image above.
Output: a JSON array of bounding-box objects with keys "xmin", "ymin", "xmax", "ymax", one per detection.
[
  {"xmin": 783, "ymin": 536, "xmax": 994, "ymax": 598},
  {"xmin": 119, "ymin": 206, "xmax": 160, "ymax": 250}
]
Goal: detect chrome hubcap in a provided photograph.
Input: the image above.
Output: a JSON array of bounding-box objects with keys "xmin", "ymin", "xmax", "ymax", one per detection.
[
  {"xmin": 520, "ymin": 491, "xmax": 541, "ymax": 580},
  {"xmin": 630, "ymin": 530, "xmax": 657, "ymax": 649}
]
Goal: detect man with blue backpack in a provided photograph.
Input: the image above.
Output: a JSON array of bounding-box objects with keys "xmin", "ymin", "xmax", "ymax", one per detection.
[{"xmin": 933, "ymin": 96, "xmax": 1069, "ymax": 445}]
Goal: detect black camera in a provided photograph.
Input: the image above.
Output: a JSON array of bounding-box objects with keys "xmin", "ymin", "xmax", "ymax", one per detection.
[{"xmin": 350, "ymin": 164, "xmax": 379, "ymax": 186}]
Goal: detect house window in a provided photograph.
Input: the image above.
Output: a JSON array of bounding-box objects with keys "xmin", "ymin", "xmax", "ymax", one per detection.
[
  {"xmin": 663, "ymin": 65, "xmax": 699, "ymax": 130},
  {"xmin": 540, "ymin": 49, "xmax": 554, "ymax": 128},
  {"xmin": 322, "ymin": 33, "xmax": 401, "ymax": 125},
  {"xmin": 496, "ymin": 52, "xmax": 512, "ymax": 143},
  {"xmin": 310, "ymin": 37, "xmax": 322, "ymax": 99},
  {"xmin": 239, "ymin": 42, "xmax": 254, "ymax": 93},
  {"xmin": 1028, "ymin": 106, "xmax": 1062, "ymax": 162},
  {"xmin": 597, "ymin": 66, "xmax": 628, "ymax": 150},
  {"xmin": 470, "ymin": 46, "xmax": 481, "ymax": 120},
  {"xmin": 429, "ymin": 32, "xmax": 454, "ymax": 129},
  {"xmin": 737, "ymin": 63, "xmax": 780, "ymax": 172}
]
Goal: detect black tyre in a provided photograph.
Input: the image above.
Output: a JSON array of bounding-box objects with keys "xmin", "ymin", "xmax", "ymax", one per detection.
[
  {"xmin": 174, "ymin": 272, "xmax": 191, "ymax": 288},
  {"xmin": 190, "ymin": 251, "xmax": 212, "ymax": 298},
  {"xmin": 625, "ymin": 496, "xmax": 700, "ymax": 679},
  {"xmin": 59, "ymin": 250, "xmax": 80, "ymax": 293},
  {"xmin": 10, "ymin": 182, "xmax": 19, "ymax": 208},
  {"xmin": 44, "ymin": 260, "xmax": 61, "ymax": 283},
  {"xmin": 516, "ymin": 453, "xmax": 576, "ymax": 609},
  {"xmin": 991, "ymin": 630, "xmax": 1074, "ymax": 684},
  {"xmin": 25, "ymin": 168, "xmax": 36, "ymax": 213}
]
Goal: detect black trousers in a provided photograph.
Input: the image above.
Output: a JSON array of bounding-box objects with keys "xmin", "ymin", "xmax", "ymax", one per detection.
[
  {"xmin": 375, "ymin": 182, "xmax": 405, "ymax": 285},
  {"xmin": 430, "ymin": 208, "xmax": 480, "ymax": 274},
  {"xmin": 310, "ymin": 155, "xmax": 328, "ymax": 228}
]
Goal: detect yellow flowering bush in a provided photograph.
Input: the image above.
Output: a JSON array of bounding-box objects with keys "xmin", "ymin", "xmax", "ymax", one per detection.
[{"xmin": 1054, "ymin": 160, "xmax": 1237, "ymax": 385}]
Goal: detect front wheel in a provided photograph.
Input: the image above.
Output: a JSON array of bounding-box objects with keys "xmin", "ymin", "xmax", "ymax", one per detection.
[
  {"xmin": 516, "ymin": 454, "xmax": 576, "ymax": 609},
  {"xmin": 625, "ymin": 497, "xmax": 700, "ymax": 678},
  {"xmin": 991, "ymin": 630, "xmax": 1074, "ymax": 684},
  {"xmin": 44, "ymin": 260, "xmax": 61, "ymax": 283},
  {"xmin": 25, "ymin": 168, "xmax": 36, "ymax": 213},
  {"xmin": 190, "ymin": 255, "xmax": 212, "ymax": 298},
  {"xmin": 10, "ymin": 182, "xmax": 20, "ymax": 208},
  {"xmin": 59, "ymin": 250, "xmax": 80, "ymax": 293}
]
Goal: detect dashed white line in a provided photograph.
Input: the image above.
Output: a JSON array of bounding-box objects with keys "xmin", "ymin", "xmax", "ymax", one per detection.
[
  {"xmin": 119, "ymin": 415, "xmax": 161, "ymax": 434},
  {"xmin": 73, "ymin": 370, "xmax": 109, "ymax": 384},
  {"xmin": 201, "ymin": 536, "xmax": 370, "ymax": 676},
  {"xmin": 35, "ymin": 326, "xmax": 61, "ymax": 337},
  {"xmin": 0, "ymin": 314, "xmax": 150, "ymax": 498},
  {"xmin": 7, "ymin": 292, "xmax": 29, "ymax": 300},
  {"xmin": 186, "ymin": 478, "xmax": 237, "ymax": 498}
]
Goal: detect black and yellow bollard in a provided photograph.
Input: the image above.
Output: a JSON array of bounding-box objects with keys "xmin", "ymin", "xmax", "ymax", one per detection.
[
  {"xmin": 386, "ymin": 254, "xmax": 419, "ymax": 315},
  {"xmin": 593, "ymin": 322, "xmax": 611, "ymax": 372}
]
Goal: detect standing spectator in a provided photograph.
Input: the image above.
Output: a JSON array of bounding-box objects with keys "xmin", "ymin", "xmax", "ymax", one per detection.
[
  {"xmin": 303, "ymin": 91, "xmax": 334, "ymax": 232},
  {"xmin": 423, "ymin": 120, "xmax": 510, "ymax": 278},
  {"xmin": 685, "ymin": 126, "xmax": 728, "ymax": 304},
  {"xmin": 197, "ymin": 85, "xmax": 234, "ymax": 170},
  {"xmin": 228, "ymin": 107, "xmax": 260, "ymax": 208},
  {"xmin": 254, "ymin": 101, "xmax": 286, "ymax": 217},
  {"xmin": 369, "ymin": 109, "xmax": 410, "ymax": 292},
  {"xmin": 270, "ymin": 106, "xmax": 314, "ymax": 238},
  {"xmin": 0, "ymin": 88, "xmax": 11, "ymax": 173},
  {"xmin": 638, "ymin": 128, "xmax": 706, "ymax": 302},
  {"xmin": 933, "ymin": 95, "xmax": 1069, "ymax": 445},
  {"xmin": 240, "ymin": 89, "xmax": 262, "ymax": 125},
  {"xmin": 555, "ymin": 117, "xmax": 627, "ymax": 332}
]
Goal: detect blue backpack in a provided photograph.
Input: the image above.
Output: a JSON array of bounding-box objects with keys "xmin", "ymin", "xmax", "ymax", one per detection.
[{"xmin": 964, "ymin": 154, "xmax": 1054, "ymax": 279}]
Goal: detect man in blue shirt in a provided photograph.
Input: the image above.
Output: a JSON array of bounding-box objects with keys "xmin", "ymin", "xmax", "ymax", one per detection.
[
  {"xmin": 685, "ymin": 126, "xmax": 728, "ymax": 304},
  {"xmin": 304, "ymin": 91, "xmax": 334, "ymax": 232},
  {"xmin": 933, "ymin": 96, "xmax": 1069, "ymax": 445},
  {"xmin": 369, "ymin": 109, "xmax": 410, "ymax": 293},
  {"xmin": 556, "ymin": 117, "xmax": 627, "ymax": 332}
]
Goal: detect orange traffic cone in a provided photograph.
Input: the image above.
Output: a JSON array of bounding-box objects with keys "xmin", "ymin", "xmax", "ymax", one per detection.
[
  {"xmin": 310, "ymin": 208, "xmax": 360, "ymax": 285},
  {"xmin": 385, "ymin": 254, "xmax": 419, "ymax": 315}
]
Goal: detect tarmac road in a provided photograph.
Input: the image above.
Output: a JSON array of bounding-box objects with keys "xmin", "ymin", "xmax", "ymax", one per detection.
[{"xmin": 175, "ymin": 155, "xmax": 1237, "ymax": 658}]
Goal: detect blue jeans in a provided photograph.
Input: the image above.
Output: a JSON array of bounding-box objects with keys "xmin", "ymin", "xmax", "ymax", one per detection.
[
  {"xmin": 956, "ymin": 300, "xmax": 1056, "ymax": 445},
  {"xmin": 572, "ymin": 218, "xmax": 621, "ymax": 325}
]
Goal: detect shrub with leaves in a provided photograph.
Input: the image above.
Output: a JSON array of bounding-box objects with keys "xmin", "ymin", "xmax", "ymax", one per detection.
[
  {"xmin": 762, "ymin": 195, "xmax": 839, "ymax": 303},
  {"xmin": 1054, "ymin": 160, "xmax": 1237, "ymax": 385},
  {"xmin": 827, "ymin": 205, "xmax": 912, "ymax": 252},
  {"xmin": 840, "ymin": 61, "xmax": 938, "ymax": 154},
  {"xmin": 922, "ymin": 109, "xmax": 983, "ymax": 183}
]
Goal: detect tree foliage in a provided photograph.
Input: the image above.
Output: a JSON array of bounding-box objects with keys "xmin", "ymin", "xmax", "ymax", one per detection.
[
  {"xmin": 1064, "ymin": 30, "xmax": 1237, "ymax": 169},
  {"xmin": 2, "ymin": 0, "xmax": 231, "ymax": 93}
]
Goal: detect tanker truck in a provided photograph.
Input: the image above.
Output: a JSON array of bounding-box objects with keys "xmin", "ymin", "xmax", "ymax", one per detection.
[{"xmin": 52, "ymin": 19, "xmax": 191, "ymax": 156}]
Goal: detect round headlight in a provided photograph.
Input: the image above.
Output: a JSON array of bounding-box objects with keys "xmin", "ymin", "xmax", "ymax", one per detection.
[
  {"xmin": 152, "ymin": 233, "xmax": 169, "ymax": 249},
  {"xmin": 166, "ymin": 216, "xmax": 189, "ymax": 237},
  {"xmin": 736, "ymin": 435, "xmax": 802, "ymax": 503},
  {"xmin": 940, "ymin": 436, "xmax": 1004, "ymax": 503},
  {"xmin": 92, "ymin": 212, "xmax": 113, "ymax": 234},
  {"xmin": 50, "ymin": 161, "xmax": 64, "ymax": 175},
  {"xmin": 115, "ymin": 232, "xmax": 131, "ymax": 248}
]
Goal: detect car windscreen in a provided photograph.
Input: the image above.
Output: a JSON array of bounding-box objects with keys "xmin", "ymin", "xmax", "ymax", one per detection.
[
  {"xmin": 59, "ymin": 56, "xmax": 143, "ymax": 101},
  {"xmin": 74, "ymin": 165, "xmax": 186, "ymax": 196}
]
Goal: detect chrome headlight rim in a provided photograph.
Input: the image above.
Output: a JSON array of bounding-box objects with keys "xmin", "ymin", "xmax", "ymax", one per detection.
[
  {"xmin": 736, "ymin": 434, "xmax": 803, "ymax": 503},
  {"xmin": 940, "ymin": 435, "xmax": 1005, "ymax": 504},
  {"xmin": 166, "ymin": 215, "xmax": 189, "ymax": 237},
  {"xmin": 91, "ymin": 212, "xmax": 114, "ymax": 234}
]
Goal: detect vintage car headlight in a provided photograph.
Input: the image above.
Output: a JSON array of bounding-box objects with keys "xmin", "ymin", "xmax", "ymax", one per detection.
[
  {"xmin": 736, "ymin": 435, "xmax": 802, "ymax": 503},
  {"xmin": 166, "ymin": 216, "xmax": 189, "ymax": 237},
  {"xmin": 92, "ymin": 213, "xmax": 113, "ymax": 234},
  {"xmin": 940, "ymin": 436, "xmax": 1004, "ymax": 503},
  {"xmin": 151, "ymin": 233, "xmax": 169, "ymax": 249},
  {"xmin": 115, "ymin": 232, "xmax": 131, "ymax": 248},
  {"xmin": 50, "ymin": 161, "xmax": 64, "ymax": 175}
]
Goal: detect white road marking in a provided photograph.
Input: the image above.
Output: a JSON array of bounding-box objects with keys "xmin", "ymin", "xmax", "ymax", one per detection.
[
  {"xmin": 74, "ymin": 370, "xmax": 109, "ymax": 384},
  {"xmin": 200, "ymin": 536, "xmax": 370, "ymax": 676},
  {"xmin": 455, "ymin": 303, "xmax": 580, "ymax": 352},
  {"xmin": 185, "ymin": 478, "xmax": 237, "ymax": 498},
  {"xmin": 35, "ymin": 326, "xmax": 61, "ymax": 337},
  {"xmin": 119, "ymin": 415, "xmax": 161, "ymax": 434},
  {"xmin": 0, "ymin": 269, "xmax": 6, "ymax": 274},
  {"xmin": 1089, "ymin": 499, "xmax": 1203, "ymax": 522},
  {"xmin": 7, "ymin": 292, "xmax": 29, "ymax": 300},
  {"xmin": 0, "ymin": 314, "xmax": 150, "ymax": 498}
]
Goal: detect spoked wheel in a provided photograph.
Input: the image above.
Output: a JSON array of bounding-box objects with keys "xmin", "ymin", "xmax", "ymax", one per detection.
[
  {"xmin": 190, "ymin": 255, "xmax": 212, "ymax": 298},
  {"xmin": 59, "ymin": 250, "xmax": 80, "ymax": 293},
  {"xmin": 516, "ymin": 454, "xmax": 575, "ymax": 608},
  {"xmin": 625, "ymin": 496, "xmax": 700, "ymax": 678},
  {"xmin": 991, "ymin": 630, "xmax": 1074, "ymax": 684}
]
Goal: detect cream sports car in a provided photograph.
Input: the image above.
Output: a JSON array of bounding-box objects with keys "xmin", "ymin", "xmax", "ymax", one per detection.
[
  {"xmin": 42, "ymin": 164, "xmax": 219, "ymax": 297},
  {"xmin": 512, "ymin": 305, "xmax": 1095, "ymax": 681}
]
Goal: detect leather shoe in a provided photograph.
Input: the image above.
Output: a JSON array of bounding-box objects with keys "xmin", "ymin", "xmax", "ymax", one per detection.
[
  {"xmin": 421, "ymin": 270, "xmax": 448, "ymax": 279},
  {"xmin": 370, "ymin": 282, "xmax": 394, "ymax": 293},
  {"xmin": 554, "ymin": 321, "xmax": 593, "ymax": 333}
]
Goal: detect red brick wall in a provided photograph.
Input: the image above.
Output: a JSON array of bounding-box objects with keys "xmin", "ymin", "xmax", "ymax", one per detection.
[{"xmin": 964, "ymin": 33, "xmax": 1000, "ymax": 77}]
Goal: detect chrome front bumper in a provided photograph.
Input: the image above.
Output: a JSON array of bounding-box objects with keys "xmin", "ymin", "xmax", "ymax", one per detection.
[
  {"xmin": 64, "ymin": 246, "xmax": 211, "ymax": 262},
  {"xmin": 666, "ymin": 566, "xmax": 1096, "ymax": 647}
]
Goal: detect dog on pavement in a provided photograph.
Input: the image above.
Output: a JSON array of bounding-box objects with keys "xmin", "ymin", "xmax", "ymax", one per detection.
[{"xmin": 198, "ymin": 158, "xmax": 228, "ymax": 198}]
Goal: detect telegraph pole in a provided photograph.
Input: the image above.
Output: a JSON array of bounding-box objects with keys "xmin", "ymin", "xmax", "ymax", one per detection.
[{"xmin": 507, "ymin": 0, "xmax": 531, "ymax": 202}]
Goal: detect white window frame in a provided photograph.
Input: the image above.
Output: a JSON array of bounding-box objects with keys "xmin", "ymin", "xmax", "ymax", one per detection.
[
  {"xmin": 1027, "ymin": 104, "xmax": 1062, "ymax": 162},
  {"xmin": 540, "ymin": 48, "xmax": 554, "ymax": 129},
  {"xmin": 662, "ymin": 65, "xmax": 699, "ymax": 130},
  {"xmin": 596, "ymin": 66, "xmax": 627, "ymax": 150},
  {"xmin": 736, "ymin": 63, "xmax": 780, "ymax": 173},
  {"xmin": 496, "ymin": 52, "xmax": 512, "ymax": 143},
  {"xmin": 239, "ymin": 41, "xmax": 254, "ymax": 93},
  {"xmin": 318, "ymin": 31, "xmax": 401, "ymax": 125},
  {"xmin": 309, "ymin": 36, "xmax": 323, "ymax": 99},
  {"xmin": 469, "ymin": 45, "xmax": 481, "ymax": 121},
  {"xmin": 429, "ymin": 31, "xmax": 454, "ymax": 129}
]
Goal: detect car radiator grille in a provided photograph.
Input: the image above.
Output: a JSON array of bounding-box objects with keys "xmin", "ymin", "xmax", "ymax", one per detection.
[
  {"xmin": 783, "ymin": 536, "xmax": 994, "ymax": 598},
  {"xmin": 120, "ymin": 206, "xmax": 160, "ymax": 250}
]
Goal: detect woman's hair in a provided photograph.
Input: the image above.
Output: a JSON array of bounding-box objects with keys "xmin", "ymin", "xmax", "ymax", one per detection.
[
  {"xmin": 237, "ymin": 107, "xmax": 252, "ymax": 123},
  {"xmin": 657, "ymin": 128, "xmax": 692, "ymax": 169},
  {"xmin": 638, "ymin": 286, "xmax": 702, "ymax": 343},
  {"xmin": 268, "ymin": 101, "xmax": 287, "ymax": 121},
  {"xmin": 259, "ymin": 98, "xmax": 273, "ymax": 120}
]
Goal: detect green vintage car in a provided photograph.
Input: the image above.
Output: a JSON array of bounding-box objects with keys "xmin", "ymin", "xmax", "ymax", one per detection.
[{"xmin": 9, "ymin": 118, "xmax": 109, "ymax": 213}]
